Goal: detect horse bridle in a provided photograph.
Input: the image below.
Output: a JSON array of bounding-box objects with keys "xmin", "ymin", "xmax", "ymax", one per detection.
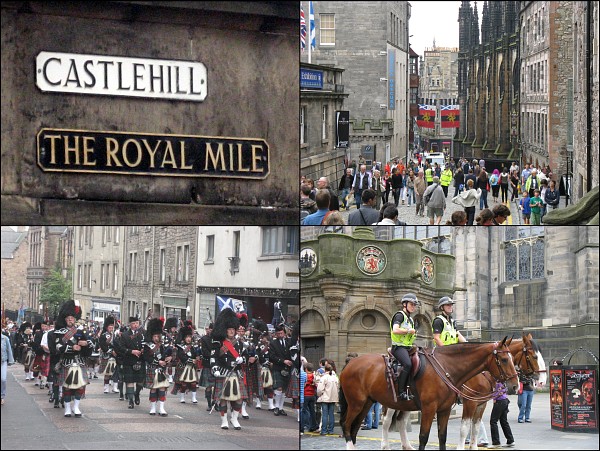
[
  {"xmin": 515, "ymin": 342, "xmax": 540, "ymax": 377},
  {"xmin": 491, "ymin": 343, "xmax": 519, "ymax": 383}
]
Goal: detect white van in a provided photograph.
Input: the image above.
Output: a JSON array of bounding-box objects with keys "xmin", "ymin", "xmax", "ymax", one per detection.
[{"xmin": 424, "ymin": 152, "xmax": 446, "ymax": 168}]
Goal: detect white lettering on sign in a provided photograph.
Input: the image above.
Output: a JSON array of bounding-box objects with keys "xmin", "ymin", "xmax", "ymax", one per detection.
[{"xmin": 36, "ymin": 52, "xmax": 207, "ymax": 102}]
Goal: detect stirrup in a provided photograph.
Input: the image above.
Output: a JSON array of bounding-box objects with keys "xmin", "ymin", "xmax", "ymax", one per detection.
[{"xmin": 399, "ymin": 390, "xmax": 413, "ymax": 401}]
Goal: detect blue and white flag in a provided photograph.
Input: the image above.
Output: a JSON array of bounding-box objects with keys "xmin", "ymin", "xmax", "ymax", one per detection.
[
  {"xmin": 216, "ymin": 296, "xmax": 245, "ymax": 313},
  {"xmin": 309, "ymin": 1, "xmax": 316, "ymax": 50}
]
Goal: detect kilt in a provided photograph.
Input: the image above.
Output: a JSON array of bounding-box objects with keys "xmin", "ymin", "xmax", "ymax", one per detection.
[
  {"xmin": 144, "ymin": 364, "xmax": 170, "ymax": 390},
  {"xmin": 272, "ymin": 368, "xmax": 290, "ymax": 391},
  {"xmin": 199, "ymin": 367, "xmax": 214, "ymax": 387},
  {"xmin": 121, "ymin": 362, "xmax": 146, "ymax": 384},
  {"xmin": 23, "ymin": 349, "xmax": 35, "ymax": 370},
  {"xmin": 86, "ymin": 353, "xmax": 100, "ymax": 369},
  {"xmin": 57, "ymin": 362, "xmax": 88, "ymax": 389},
  {"xmin": 259, "ymin": 367, "xmax": 273, "ymax": 393},
  {"xmin": 99, "ymin": 357, "xmax": 117, "ymax": 377},
  {"xmin": 32, "ymin": 353, "xmax": 51, "ymax": 377},
  {"xmin": 213, "ymin": 373, "xmax": 247, "ymax": 404},
  {"xmin": 285, "ymin": 370, "xmax": 299, "ymax": 399},
  {"xmin": 244, "ymin": 362, "xmax": 261, "ymax": 400}
]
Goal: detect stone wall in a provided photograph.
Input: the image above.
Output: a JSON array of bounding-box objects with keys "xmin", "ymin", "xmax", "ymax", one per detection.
[{"xmin": 1, "ymin": 231, "xmax": 29, "ymax": 313}]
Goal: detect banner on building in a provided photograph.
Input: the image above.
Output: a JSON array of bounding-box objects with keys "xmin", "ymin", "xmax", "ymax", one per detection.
[
  {"xmin": 216, "ymin": 295, "xmax": 246, "ymax": 313},
  {"xmin": 388, "ymin": 49, "xmax": 395, "ymax": 110},
  {"xmin": 416, "ymin": 104, "xmax": 435, "ymax": 129},
  {"xmin": 335, "ymin": 110, "xmax": 350, "ymax": 148},
  {"xmin": 441, "ymin": 105, "xmax": 460, "ymax": 128}
]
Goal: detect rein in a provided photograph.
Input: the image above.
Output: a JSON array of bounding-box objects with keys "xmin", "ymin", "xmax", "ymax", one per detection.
[{"xmin": 423, "ymin": 342, "xmax": 517, "ymax": 402}]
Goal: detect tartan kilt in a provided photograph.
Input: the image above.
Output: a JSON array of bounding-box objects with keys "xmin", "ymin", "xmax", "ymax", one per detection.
[
  {"xmin": 199, "ymin": 367, "xmax": 215, "ymax": 387},
  {"xmin": 32, "ymin": 353, "xmax": 51, "ymax": 377},
  {"xmin": 285, "ymin": 371, "xmax": 299, "ymax": 399},
  {"xmin": 57, "ymin": 362, "xmax": 88, "ymax": 389},
  {"xmin": 99, "ymin": 357, "xmax": 117, "ymax": 376},
  {"xmin": 121, "ymin": 362, "xmax": 146, "ymax": 384},
  {"xmin": 213, "ymin": 373, "xmax": 247, "ymax": 404},
  {"xmin": 272, "ymin": 368, "xmax": 290, "ymax": 391},
  {"xmin": 144, "ymin": 364, "xmax": 170, "ymax": 390},
  {"xmin": 244, "ymin": 362, "xmax": 261, "ymax": 400}
]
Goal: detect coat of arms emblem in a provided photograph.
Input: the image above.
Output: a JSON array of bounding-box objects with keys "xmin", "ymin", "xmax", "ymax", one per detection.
[
  {"xmin": 356, "ymin": 245, "xmax": 387, "ymax": 276},
  {"xmin": 421, "ymin": 255, "xmax": 434, "ymax": 284}
]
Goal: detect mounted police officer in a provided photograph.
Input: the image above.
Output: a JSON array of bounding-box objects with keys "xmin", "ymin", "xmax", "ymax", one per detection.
[
  {"xmin": 432, "ymin": 297, "xmax": 466, "ymax": 347},
  {"xmin": 390, "ymin": 293, "xmax": 420, "ymax": 401}
]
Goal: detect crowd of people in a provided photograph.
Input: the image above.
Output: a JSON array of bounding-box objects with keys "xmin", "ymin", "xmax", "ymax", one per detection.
[
  {"xmin": 1, "ymin": 299, "xmax": 300, "ymax": 431},
  {"xmin": 301, "ymin": 155, "xmax": 560, "ymax": 226}
]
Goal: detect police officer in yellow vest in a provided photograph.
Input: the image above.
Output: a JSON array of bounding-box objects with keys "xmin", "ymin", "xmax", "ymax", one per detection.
[
  {"xmin": 425, "ymin": 165, "xmax": 434, "ymax": 186},
  {"xmin": 390, "ymin": 293, "xmax": 420, "ymax": 400},
  {"xmin": 432, "ymin": 297, "xmax": 466, "ymax": 347},
  {"xmin": 440, "ymin": 164, "xmax": 453, "ymax": 198}
]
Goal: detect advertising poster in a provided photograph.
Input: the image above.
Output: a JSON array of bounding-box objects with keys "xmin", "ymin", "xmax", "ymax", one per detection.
[
  {"xmin": 565, "ymin": 369, "xmax": 597, "ymax": 429},
  {"xmin": 550, "ymin": 369, "xmax": 564, "ymax": 428}
]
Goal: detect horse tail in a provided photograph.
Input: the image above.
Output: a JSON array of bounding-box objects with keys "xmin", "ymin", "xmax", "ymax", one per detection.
[{"xmin": 339, "ymin": 382, "xmax": 348, "ymax": 432}]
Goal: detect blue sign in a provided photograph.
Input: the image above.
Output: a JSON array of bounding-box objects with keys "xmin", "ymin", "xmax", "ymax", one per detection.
[
  {"xmin": 388, "ymin": 50, "xmax": 395, "ymax": 110},
  {"xmin": 300, "ymin": 68, "xmax": 323, "ymax": 89}
]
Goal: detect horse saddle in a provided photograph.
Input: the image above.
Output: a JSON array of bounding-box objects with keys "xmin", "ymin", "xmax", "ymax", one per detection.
[{"xmin": 385, "ymin": 347, "xmax": 423, "ymax": 379}]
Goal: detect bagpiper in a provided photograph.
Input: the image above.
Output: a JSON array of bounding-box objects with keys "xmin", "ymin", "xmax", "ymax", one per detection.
[
  {"xmin": 210, "ymin": 308, "xmax": 247, "ymax": 430},
  {"xmin": 171, "ymin": 324, "xmax": 201, "ymax": 403},
  {"xmin": 162, "ymin": 317, "xmax": 178, "ymax": 383},
  {"xmin": 257, "ymin": 329, "xmax": 275, "ymax": 411},
  {"xmin": 15, "ymin": 322, "xmax": 34, "ymax": 380},
  {"xmin": 285, "ymin": 321, "xmax": 301, "ymax": 421},
  {"xmin": 49, "ymin": 300, "xmax": 94, "ymax": 417},
  {"xmin": 199, "ymin": 322, "xmax": 215, "ymax": 411},
  {"xmin": 98, "ymin": 316, "xmax": 118, "ymax": 394},
  {"xmin": 269, "ymin": 323, "xmax": 292, "ymax": 416},
  {"xmin": 31, "ymin": 322, "xmax": 51, "ymax": 389},
  {"xmin": 114, "ymin": 315, "xmax": 146, "ymax": 409},
  {"xmin": 143, "ymin": 318, "xmax": 172, "ymax": 416},
  {"xmin": 247, "ymin": 319, "xmax": 269, "ymax": 411}
]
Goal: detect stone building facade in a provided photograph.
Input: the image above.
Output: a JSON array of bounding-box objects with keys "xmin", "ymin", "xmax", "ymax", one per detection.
[
  {"xmin": 72, "ymin": 226, "xmax": 125, "ymax": 322},
  {"xmin": 1, "ymin": 227, "xmax": 29, "ymax": 316},
  {"xmin": 457, "ymin": 1, "xmax": 519, "ymax": 160},
  {"xmin": 300, "ymin": 227, "xmax": 456, "ymax": 367},
  {"xmin": 300, "ymin": 62, "xmax": 348, "ymax": 187},
  {"xmin": 302, "ymin": 1, "xmax": 410, "ymax": 166},
  {"xmin": 122, "ymin": 227, "xmax": 197, "ymax": 326},
  {"xmin": 572, "ymin": 1, "xmax": 599, "ymax": 202}
]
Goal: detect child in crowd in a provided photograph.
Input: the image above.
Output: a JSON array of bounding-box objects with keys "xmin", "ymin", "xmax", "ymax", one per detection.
[{"xmin": 519, "ymin": 191, "xmax": 531, "ymax": 225}]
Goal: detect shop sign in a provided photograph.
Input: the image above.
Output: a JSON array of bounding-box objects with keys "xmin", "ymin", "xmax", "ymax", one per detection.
[
  {"xmin": 36, "ymin": 52, "xmax": 207, "ymax": 101},
  {"xmin": 37, "ymin": 128, "xmax": 269, "ymax": 179}
]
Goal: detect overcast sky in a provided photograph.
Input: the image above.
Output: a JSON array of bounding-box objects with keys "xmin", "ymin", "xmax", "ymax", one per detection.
[{"xmin": 409, "ymin": 1, "xmax": 481, "ymax": 57}]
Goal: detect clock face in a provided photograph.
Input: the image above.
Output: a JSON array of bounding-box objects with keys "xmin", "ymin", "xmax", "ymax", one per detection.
[
  {"xmin": 300, "ymin": 248, "xmax": 317, "ymax": 277},
  {"xmin": 421, "ymin": 256, "xmax": 434, "ymax": 284},
  {"xmin": 356, "ymin": 245, "xmax": 387, "ymax": 276}
]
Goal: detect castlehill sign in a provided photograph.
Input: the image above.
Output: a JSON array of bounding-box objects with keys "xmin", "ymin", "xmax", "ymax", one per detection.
[
  {"xmin": 36, "ymin": 52, "xmax": 207, "ymax": 102},
  {"xmin": 37, "ymin": 128, "xmax": 269, "ymax": 179}
]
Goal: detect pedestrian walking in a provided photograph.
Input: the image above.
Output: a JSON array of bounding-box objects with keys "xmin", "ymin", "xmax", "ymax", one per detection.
[
  {"xmin": 317, "ymin": 362, "xmax": 339, "ymax": 435},
  {"xmin": 489, "ymin": 381, "xmax": 515, "ymax": 448},
  {"xmin": 517, "ymin": 370, "xmax": 536, "ymax": 423},
  {"xmin": 1, "ymin": 333, "xmax": 15, "ymax": 406}
]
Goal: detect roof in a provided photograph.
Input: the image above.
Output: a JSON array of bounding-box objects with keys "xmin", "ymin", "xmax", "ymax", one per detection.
[{"xmin": 1, "ymin": 229, "xmax": 27, "ymax": 259}]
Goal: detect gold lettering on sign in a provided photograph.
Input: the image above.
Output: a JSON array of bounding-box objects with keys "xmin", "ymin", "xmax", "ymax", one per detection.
[
  {"xmin": 161, "ymin": 141, "xmax": 177, "ymax": 168},
  {"xmin": 105, "ymin": 137, "xmax": 122, "ymax": 167},
  {"xmin": 46, "ymin": 135, "xmax": 62, "ymax": 164},
  {"xmin": 237, "ymin": 143, "xmax": 250, "ymax": 172},
  {"xmin": 63, "ymin": 135, "xmax": 80, "ymax": 165},
  {"xmin": 82, "ymin": 136, "xmax": 97, "ymax": 166},
  {"xmin": 179, "ymin": 141, "xmax": 193, "ymax": 170},
  {"xmin": 205, "ymin": 143, "xmax": 226, "ymax": 171},
  {"xmin": 142, "ymin": 139, "xmax": 161, "ymax": 168},
  {"xmin": 122, "ymin": 139, "xmax": 142, "ymax": 168},
  {"xmin": 252, "ymin": 144, "xmax": 263, "ymax": 172}
]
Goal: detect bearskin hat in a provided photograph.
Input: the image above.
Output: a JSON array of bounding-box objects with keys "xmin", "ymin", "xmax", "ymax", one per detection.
[
  {"xmin": 236, "ymin": 313, "xmax": 248, "ymax": 329},
  {"xmin": 128, "ymin": 315, "xmax": 140, "ymax": 323},
  {"xmin": 102, "ymin": 315, "xmax": 116, "ymax": 332},
  {"xmin": 179, "ymin": 325, "xmax": 194, "ymax": 340},
  {"xmin": 164, "ymin": 317, "xmax": 178, "ymax": 331},
  {"xmin": 251, "ymin": 319, "xmax": 268, "ymax": 342},
  {"xmin": 145, "ymin": 318, "xmax": 164, "ymax": 342},
  {"xmin": 212, "ymin": 308, "xmax": 239, "ymax": 342},
  {"xmin": 55, "ymin": 300, "xmax": 82, "ymax": 329},
  {"xmin": 19, "ymin": 322, "xmax": 33, "ymax": 334},
  {"xmin": 33, "ymin": 322, "xmax": 42, "ymax": 333}
]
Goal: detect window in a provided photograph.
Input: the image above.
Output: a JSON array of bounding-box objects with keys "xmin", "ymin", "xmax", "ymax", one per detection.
[
  {"xmin": 129, "ymin": 251, "xmax": 137, "ymax": 282},
  {"xmin": 233, "ymin": 231, "xmax": 240, "ymax": 258},
  {"xmin": 176, "ymin": 245, "xmax": 190, "ymax": 282},
  {"xmin": 322, "ymin": 104, "xmax": 328, "ymax": 140},
  {"xmin": 320, "ymin": 14, "xmax": 335, "ymax": 46},
  {"xmin": 104, "ymin": 263, "xmax": 110, "ymax": 291},
  {"xmin": 160, "ymin": 248, "xmax": 166, "ymax": 282},
  {"xmin": 113, "ymin": 263, "xmax": 119, "ymax": 292},
  {"xmin": 102, "ymin": 226, "xmax": 107, "ymax": 246},
  {"xmin": 206, "ymin": 235, "xmax": 215, "ymax": 262},
  {"xmin": 393, "ymin": 226, "xmax": 453, "ymax": 254},
  {"xmin": 100, "ymin": 264, "xmax": 106, "ymax": 291},
  {"xmin": 78, "ymin": 264, "xmax": 83, "ymax": 290},
  {"xmin": 300, "ymin": 106, "xmax": 307, "ymax": 145},
  {"xmin": 504, "ymin": 227, "xmax": 545, "ymax": 281},
  {"xmin": 262, "ymin": 227, "xmax": 299, "ymax": 255},
  {"xmin": 79, "ymin": 226, "xmax": 84, "ymax": 249},
  {"xmin": 144, "ymin": 250, "xmax": 150, "ymax": 282},
  {"xmin": 114, "ymin": 227, "xmax": 120, "ymax": 244},
  {"xmin": 86, "ymin": 263, "xmax": 92, "ymax": 291}
]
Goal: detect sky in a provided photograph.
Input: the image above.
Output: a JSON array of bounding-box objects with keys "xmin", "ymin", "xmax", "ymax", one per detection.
[{"xmin": 409, "ymin": 1, "xmax": 480, "ymax": 57}]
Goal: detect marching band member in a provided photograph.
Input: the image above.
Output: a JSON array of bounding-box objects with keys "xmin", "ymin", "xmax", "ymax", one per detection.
[
  {"xmin": 143, "ymin": 318, "xmax": 172, "ymax": 417},
  {"xmin": 49, "ymin": 300, "xmax": 93, "ymax": 417},
  {"xmin": 162, "ymin": 317, "xmax": 178, "ymax": 383},
  {"xmin": 285, "ymin": 321, "xmax": 301, "ymax": 422},
  {"xmin": 236, "ymin": 314, "xmax": 252, "ymax": 419},
  {"xmin": 172, "ymin": 325, "xmax": 201, "ymax": 404},
  {"xmin": 114, "ymin": 316, "xmax": 146, "ymax": 409},
  {"xmin": 15, "ymin": 322, "xmax": 34, "ymax": 380},
  {"xmin": 210, "ymin": 308, "xmax": 247, "ymax": 430},
  {"xmin": 270, "ymin": 324, "xmax": 292, "ymax": 416},
  {"xmin": 32, "ymin": 322, "xmax": 51, "ymax": 389},
  {"xmin": 98, "ymin": 316, "xmax": 118, "ymax": 394},
  {"xmin": 257, "ymin": 330, "xmax": 275, "ymax": 411},
  {"xmin": 247, "ymin": 320, "xmax": 269, "ymax": 410},
  {"xmin": 199, "ymin": 322, "xmax": 215, "ymax": 411}
]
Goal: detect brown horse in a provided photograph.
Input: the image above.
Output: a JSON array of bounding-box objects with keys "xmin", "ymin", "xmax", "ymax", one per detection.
[
  {"xmin": 380, "ymin": 334, "xmax": 547, "ymax": 450},
  {"xmin": 339, "ymin": 338, "xmax": 519, "ymax": 450}
]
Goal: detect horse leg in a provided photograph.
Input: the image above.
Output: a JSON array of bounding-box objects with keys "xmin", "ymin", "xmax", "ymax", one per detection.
[
  {"xmin": 343, "ymin": 400, "xmax": 371, "ymax": 449},
  {"xmin": 417, "ymin": 407, "xmax": 436, "ymax": 450},
  {"xmin": 381, "ymin": 409, "xmax": 394, "ymax": 450},
  {"xmin": 457, "ymin": 415, "xmax": 471, "ymax": 450},
  {"xmin": 435, "ymin": 409, "xmax": 452, "ymax": 451},
  {"xmin": 351, "ymin": 401, "xmax": 374, "ymax": 446},
  {"xmin": 397, "ymin": 411, "xmax": 415, "ymax": 450},
  {"xmin": 469, "ymin": 404, "xmax": 487, "ymax": 450}
]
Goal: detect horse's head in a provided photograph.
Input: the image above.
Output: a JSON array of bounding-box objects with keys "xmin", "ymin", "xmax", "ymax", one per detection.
[
  {"xmin": 490, "ymin": 336, "xmax": 519, "ymax": 394},
  {"xmin": 521, "ymin": 333, "xmax": 547, "ymax": 387}
]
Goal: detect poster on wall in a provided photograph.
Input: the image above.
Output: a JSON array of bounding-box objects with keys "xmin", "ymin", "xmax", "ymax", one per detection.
[
  {"xmin": 550, "ymin": 369, "xmax": 564, "ymax": 428},
  {"xmin": 565, "ymin": 369, "xmax": 596, "ymax": 429}
]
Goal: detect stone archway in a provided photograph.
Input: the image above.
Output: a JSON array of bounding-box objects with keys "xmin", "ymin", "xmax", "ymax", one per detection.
[
  {"xmin": 345, "ymin": 309, "xmax": 390, "ymax": 355},
  {"xmin": 413, "ymin": 313, "xmax": 433, "ymax": 347},
  {"xmin": 300, "ymin": 309, "xmax": 327, "ymax": 367}
]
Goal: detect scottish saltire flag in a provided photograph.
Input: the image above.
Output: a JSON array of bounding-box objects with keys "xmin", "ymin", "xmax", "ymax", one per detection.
[
  {"xmin": 309, "ymin": 1, "xmax": 315, "ymax": 49},
  {"xmin": 300, "ymin": 5, "xmax": 307, "ymax": 51},
  {"xmin": 216, "ymin": 296, "xmax": 245, "ymax": 312}
]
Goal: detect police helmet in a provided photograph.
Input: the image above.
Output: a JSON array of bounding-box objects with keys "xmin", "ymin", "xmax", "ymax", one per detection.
[
  {"xmin": 437, "ymin": 296, "xmax": 455, "ymax": 309},
  {"xmin": 401, "ymin": 293, "xmax": 420, "ymax": 306}
]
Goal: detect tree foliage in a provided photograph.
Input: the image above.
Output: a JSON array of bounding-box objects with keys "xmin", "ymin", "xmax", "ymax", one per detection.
[{"xmin": 39, "ymin": 266, "xmax": 72, "ymax": 319}]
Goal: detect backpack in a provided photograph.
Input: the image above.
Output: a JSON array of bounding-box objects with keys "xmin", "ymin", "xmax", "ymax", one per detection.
[{"xmin": 424, "ymin": 185, "xmax": 439, "ymax": 204}]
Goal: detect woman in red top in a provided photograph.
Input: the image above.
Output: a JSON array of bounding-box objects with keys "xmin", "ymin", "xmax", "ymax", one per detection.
[{"xmin": 303, "ymin": 363, "xmax": 318, "ymax": 432}]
